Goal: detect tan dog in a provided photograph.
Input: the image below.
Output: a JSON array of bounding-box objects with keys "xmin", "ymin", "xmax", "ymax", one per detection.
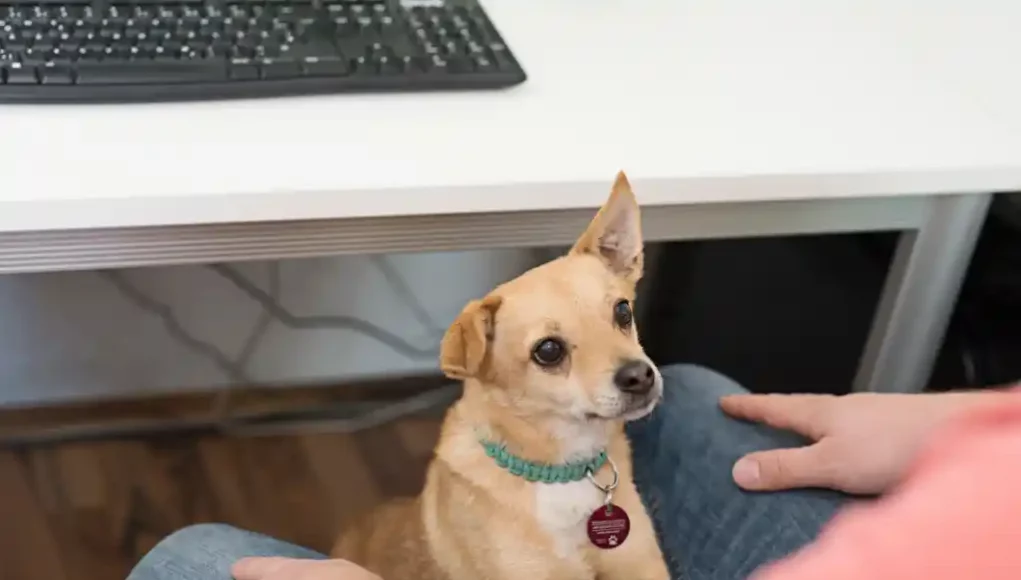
[{"xmin": 333, "ymin": 172, "xmax": 671, "ymax": 580}]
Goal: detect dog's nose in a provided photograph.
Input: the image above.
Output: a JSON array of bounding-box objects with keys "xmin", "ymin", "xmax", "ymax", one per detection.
[{"xmin": 614, "ymin": 360, "xmax": 656, "ymax": 395}]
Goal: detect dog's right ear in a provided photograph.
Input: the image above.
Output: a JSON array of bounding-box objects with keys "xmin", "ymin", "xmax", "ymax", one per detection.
[
  {"xmin": 570, "ymin": 171, "xmax": 644, "ymax": 283},
  {"xmin": 439, "ymin": 295, "xmax": 502, "ymax": 380}
]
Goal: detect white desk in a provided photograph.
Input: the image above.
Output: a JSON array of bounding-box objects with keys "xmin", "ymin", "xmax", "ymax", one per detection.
[{"xmin": 2, "ymin": 0, "xmax": 1020, "ymax": 393}]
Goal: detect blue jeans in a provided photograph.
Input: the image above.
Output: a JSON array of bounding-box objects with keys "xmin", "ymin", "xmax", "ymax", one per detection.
[{"xmin": 128, "ymin": 364, "xmax": 848, "ymax": 580}]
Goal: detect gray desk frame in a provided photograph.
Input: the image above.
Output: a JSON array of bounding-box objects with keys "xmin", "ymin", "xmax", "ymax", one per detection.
[{"xmin": 0, "ymin": 192, "xmax": 992, "ymax": 394}]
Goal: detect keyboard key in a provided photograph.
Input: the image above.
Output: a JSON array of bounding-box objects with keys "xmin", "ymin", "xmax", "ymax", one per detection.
[
  {"xmin": 39, "ymin": 64, "xmax": 73, "ymax": 85},
  {"xmin": 162, "ymin": 40, "xmax": 184, "ymax": 55},
  {"xmin": 289, "ymin": 39, "xmax": 338, "ymax": 59},
  {"xmin": 277, "ymin": 5, "xmax": 318, "ymax": 24},
  {"xmin": 81, "ymin": 42, "xmax": 106, "ymax": 60},
  {"xmin": 259, "ymin": 58, "xmax": 300, "ymax": 79},
  {"xmin": 429, "ymin": 54, "xmax": 449, "ymax": 73},
  {"xmin": 350, "ymin": 56, "xmax": 376, "ymax": 76},
  {"xmin": 300, "ymin": 55, "xmax": 348, "ymax": 77},
  {"xmin": 377, "ymin": 56, "xmax": 402, "ymax": 75},
  {"xmin": 489, "ymin": 46, "xmax": 516, "ymax": 70},
  {"xmin": 75, "ymin": 62, "xmax": 228, "ymax": 84},
  {"xmin": 447, "ymin": 56, "xmax": 474, "ymax": 74},
  {"xmin": 229, "ymin": 58, "xmax": 260, "ymax": 80},
  {"xmin": 5, "ymin": 65, "xmax": 38, "ymax": 84},
  {"xmin": 404, "ymin": 55, "xmax": 431, "ymax": 74},
  {"xmin": 208, "ymin": 42, "xmax": 233, "ymax": 59}
]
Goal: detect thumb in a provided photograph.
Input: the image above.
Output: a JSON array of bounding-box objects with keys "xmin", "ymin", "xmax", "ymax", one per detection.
[
  {"xmin": 732, "ymin": 444, "xmax": 832, "ymax": 491},
  {"xmin": 231, "ymin": 557, "xmax": 294, "ymax": 580}
]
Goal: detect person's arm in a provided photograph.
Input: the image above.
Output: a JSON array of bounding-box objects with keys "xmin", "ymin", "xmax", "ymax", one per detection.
[{"xmin": 751, "ymin": 389, "xmax": 1021, "ymax": 580}]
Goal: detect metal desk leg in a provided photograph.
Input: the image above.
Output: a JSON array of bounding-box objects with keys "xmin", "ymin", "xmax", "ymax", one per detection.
[{"xmin": 853, "ymin": 193, "xmax": 993, "ymax": 393}]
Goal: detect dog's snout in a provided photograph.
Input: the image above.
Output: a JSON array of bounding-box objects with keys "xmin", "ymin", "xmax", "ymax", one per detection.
[{"xmin": 613, "ymin": 360, "xmax": 656, "ymax": 395}]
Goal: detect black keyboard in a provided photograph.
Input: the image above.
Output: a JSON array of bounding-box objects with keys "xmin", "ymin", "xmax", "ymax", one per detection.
[{"xmin": 0, "ymin": 0, "xmax": 525, "ymax": 103}]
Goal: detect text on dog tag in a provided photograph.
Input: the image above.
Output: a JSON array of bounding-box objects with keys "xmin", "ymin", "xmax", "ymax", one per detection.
[{"xmin": 587, "ymin": 503, "xmax": 630, "ymax": 549}]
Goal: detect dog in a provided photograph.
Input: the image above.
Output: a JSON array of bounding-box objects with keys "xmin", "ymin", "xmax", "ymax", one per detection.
[{"xmin": 333, "ymin": 171, "xmax": 671, "ymax": 580}]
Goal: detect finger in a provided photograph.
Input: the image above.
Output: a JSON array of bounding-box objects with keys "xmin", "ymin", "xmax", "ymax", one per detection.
[
  {"xmin": 720, "ymin": 394, "xmax": 830, "ymax": 438},
  {"xmin": 231, "ymin": 557, "xmax": 295, "ymax": 580},
  {"xmin": 732, "ymin": 444, "xmax": 834, "ymax": 491}
]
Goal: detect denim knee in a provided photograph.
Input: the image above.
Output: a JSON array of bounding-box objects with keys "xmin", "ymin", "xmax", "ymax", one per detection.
[
  {"xmin": 161, "ymin": 523, "xmax": 244, "ymax": 546},
  {"xmin": 659, "ymin": 363, "xmax": 750, "ymax": 401},
  {"xmin": 127, "ymin": 523, "xmax": 324, "ymax": 580}
]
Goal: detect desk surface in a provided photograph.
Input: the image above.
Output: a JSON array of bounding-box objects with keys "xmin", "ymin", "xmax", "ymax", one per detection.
[{"xmin": 3, "ymin": 0, "xmax": 1021, "ymax": 233}]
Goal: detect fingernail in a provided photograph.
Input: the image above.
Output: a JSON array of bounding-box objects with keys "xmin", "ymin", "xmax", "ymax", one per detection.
[{"xmin": 733, "ymin": 458, "xmax": 760, "ymax": 487}]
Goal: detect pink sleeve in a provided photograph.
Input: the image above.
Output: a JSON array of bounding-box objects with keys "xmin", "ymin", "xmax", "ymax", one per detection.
[{"xmin": 752, "ymin": 388, "xmax": 1021, "ymax": 580}]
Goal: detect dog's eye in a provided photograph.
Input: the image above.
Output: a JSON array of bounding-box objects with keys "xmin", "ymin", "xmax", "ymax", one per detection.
[
  {"xmin": 531, "ymin": 337, "xmax": 566, "ymax": 367},
  {"xmin": 614, "ymin": 299, "xmax": 633, "ymax": 329}
]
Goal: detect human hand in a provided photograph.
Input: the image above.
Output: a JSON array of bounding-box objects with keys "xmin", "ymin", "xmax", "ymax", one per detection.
[
  {"xmin": 720, "ymin": 391, "xmax": 997, "ymax": 494},
  {"xmin": 232, "ymin": 557, "xmax": 382, "ymax": 580}
]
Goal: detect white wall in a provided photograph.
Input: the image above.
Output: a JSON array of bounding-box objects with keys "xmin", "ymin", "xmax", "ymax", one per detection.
[{"xmin": 0, "ymin": 249, "xmax": 540, "ymax": 407}]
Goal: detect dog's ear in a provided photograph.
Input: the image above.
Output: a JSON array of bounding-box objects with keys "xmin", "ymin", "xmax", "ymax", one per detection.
[
  {"xmin": 571, "ymin": 171, "xmax": 644, "ymax": 282},
  {"xmin": 439, "ymin": 295, "xmax": 503, "ymax": 380}
]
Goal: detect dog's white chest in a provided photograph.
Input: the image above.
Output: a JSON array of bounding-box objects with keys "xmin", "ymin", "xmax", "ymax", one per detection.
[{"xmin": 535, "ymin": 480, "xmax": 603, "ymax": 556}]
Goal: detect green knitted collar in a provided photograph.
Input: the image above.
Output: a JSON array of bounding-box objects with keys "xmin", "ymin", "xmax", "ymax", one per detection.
[{"xmin": 480, "ymin": 440, "xmax": 608, "ymax": 483}]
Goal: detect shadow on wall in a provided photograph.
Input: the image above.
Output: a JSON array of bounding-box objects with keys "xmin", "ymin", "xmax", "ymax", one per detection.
[
  {"xmin": 0, "ymin": 249, "xmax": 541, "ymax": 407},
  {"xmin": 641, "ymin": 235, "xmax": 890, "ymax": 395}
]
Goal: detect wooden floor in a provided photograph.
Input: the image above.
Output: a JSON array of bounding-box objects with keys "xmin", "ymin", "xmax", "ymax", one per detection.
[{"xmin": 0, "ymin": 396, "xmax": 442, "ymax": 580}]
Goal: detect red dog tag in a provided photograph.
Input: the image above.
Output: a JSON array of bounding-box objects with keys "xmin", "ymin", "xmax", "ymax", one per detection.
[{"xmin": 587, "ymin": 503, "xmax": 630, "ymax": 549}]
